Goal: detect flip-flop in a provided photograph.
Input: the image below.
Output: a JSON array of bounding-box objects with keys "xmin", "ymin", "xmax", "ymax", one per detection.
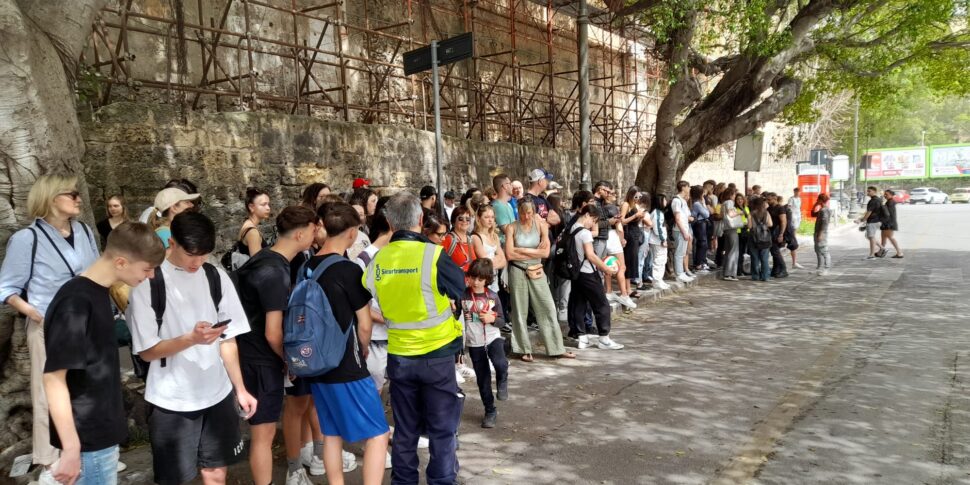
[{"xmin": 892, "ymin": 255, "xmax": 904, "ymax": 258}]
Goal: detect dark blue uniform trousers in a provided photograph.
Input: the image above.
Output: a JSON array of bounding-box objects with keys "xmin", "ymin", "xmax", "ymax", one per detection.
[{"xmin": 388, "ymin": 354, "xmax": 463, "ymax": 485}]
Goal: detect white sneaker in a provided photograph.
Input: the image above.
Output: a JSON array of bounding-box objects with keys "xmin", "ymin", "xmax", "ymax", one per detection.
[
  {"xmin": 286, "ymin": 468, "xmax": 314, "ymax": 485},
  {"xmin": 676, "ymin": 274, "xmax": 693, "ymax": 284},
  {"xmin": 685, "ymin": 270, "xmax": 697, "ymax": 277},
  {"xmin": 457, "ymin": 363, "xmax": 476, "ymax": 379},
  {"xmin": 654, "ymin": 281, "xmax": 672, "ymax": 290},
  {"xmin": 455, "ymin": 368, "xmax": 465, "ymax": 384},
  {"xmin": 117, "ymin": 461, "xmax": 127, "ymax": 473},
  {"xmin": 597, "ymin": 336, "xmax": 625, "ymax": 350},
  {"xmin": 793, "ymin": 263, "xmax": 806, "ymax": 270},
  {"xmin": 695, "ymin": 266, "xmax": 710, "ymax": 274},
  {"xmin": 300, "ymin": 444, "xmax": 325, "ymax": 476},
  {"xmin": 577, "ymin": 335, "xmax": 590, "ymax": 349},
  {"xmin": 301, "ymin": 444, "xmax": 358, "ymax": 475},
  {"xmin": 617, "ymin": 295, "xmax": 637, "ymax": 309},
  {"xmin": 605, "ymin": 292, "xmax": 620, "ymax": 303},
  {"xmin": 385, "ymin": 450, "xmax": 393, "ymax": 469},
  {"xmin": 817, "ymin": 269, "xmax": 829, "ymax": 276},
  {"xmin": 418, "ymin": 436, "xmax": 430, "ymax": 449}
]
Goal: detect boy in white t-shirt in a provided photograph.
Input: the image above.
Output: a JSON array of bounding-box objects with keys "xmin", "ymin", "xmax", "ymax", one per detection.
[
  {"xmin": 567, "ymin": 205, "xmax": 624, "ymax": 351},
  {"xmin": 127, "ymin": 212, "xmax": 255, "ymax": 485}
]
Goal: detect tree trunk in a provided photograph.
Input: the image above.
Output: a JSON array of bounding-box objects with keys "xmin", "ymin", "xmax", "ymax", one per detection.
[{"xmin": 0, "ymin": 0, "xmax": 107, "ymax": 472}]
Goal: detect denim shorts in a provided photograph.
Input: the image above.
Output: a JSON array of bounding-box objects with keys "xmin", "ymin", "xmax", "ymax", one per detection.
[{"xmin": 45, "ymin": 445, "xmax": 120, "ymax": 485}]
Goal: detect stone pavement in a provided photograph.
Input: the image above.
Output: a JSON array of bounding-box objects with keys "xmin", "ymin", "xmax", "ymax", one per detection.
[{"xmin": 105, "ymin": 203, "xmax": 970, "ymax": 484}]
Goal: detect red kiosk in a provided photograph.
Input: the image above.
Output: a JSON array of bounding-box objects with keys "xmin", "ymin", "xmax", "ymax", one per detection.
[{"xmin": 797, "ymin": 165, "xmax": 830, "ymax": 220}]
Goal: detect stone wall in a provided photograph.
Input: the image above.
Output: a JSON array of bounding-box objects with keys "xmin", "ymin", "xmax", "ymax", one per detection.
[{"xmin": 82, "ymin": 102, "xmax": 639, "ymax": 247}]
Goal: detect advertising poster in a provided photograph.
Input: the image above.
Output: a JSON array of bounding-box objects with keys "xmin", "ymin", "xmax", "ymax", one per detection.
[
  {"xmin": 864, "ymin": 148, "xmax": 927, "ymax": 180},
  {"xmin": 930, "ymin": 145, "xmax": 970, "ymax": 177}
]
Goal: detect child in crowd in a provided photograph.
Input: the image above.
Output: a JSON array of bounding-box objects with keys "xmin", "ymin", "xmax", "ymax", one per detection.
[{"xmin": 461, "ymin": 258, "xmax": 509, "ymax": 429}]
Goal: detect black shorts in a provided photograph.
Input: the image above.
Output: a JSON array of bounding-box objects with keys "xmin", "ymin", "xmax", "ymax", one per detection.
[
  {"xmin": 148, "ymin": 392, "xmax": 244, "ymax": 485},
  {"xmin": 285, "ymin": 376, "xmax": 313, "ymax": 396},
  {"xmin": 241, "ymin": 362, "xmax": 284, "ymax": 425}
]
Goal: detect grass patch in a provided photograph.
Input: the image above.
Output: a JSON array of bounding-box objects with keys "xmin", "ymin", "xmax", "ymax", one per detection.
[{"xmin": 797, "ymin": 220, "xmax": 815, "ymax": 235}]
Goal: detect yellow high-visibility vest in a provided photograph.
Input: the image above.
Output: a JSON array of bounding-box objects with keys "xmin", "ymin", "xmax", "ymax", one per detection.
[{"xmin": 363, "ymin": 240, "xmax": 462, "ymax": 356}]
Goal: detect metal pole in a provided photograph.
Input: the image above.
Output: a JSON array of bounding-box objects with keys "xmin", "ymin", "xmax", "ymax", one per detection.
[
  {"xmin": 432, "ymin": 40, "xmax": 445, "ymax": 218},
  {"xmin": 851, "ymin": 96, "xmax": 859, "ymax": 207},
  {"xmin": 577, "ymin": 0, "xmax": 591, "ymax": 191}
]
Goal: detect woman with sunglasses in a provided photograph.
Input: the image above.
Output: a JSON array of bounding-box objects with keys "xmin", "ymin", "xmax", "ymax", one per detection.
[
  {"xmin": 442, "ymin": 206, "xmax": 477, "ymax": 272},
  {"xmin": 504, "ymin": 199, "xmax": 575, "ymax": 362},
  {"xmin": 0, "ymin": 174, "xmax": 101, "ymax": 477},
  {"xmin": 422, "ymin": 209, "xmax": 448, "ymax": 245}
]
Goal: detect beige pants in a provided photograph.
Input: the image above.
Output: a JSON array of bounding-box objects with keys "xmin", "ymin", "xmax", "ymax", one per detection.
[{"xmin": 27, "ymin": 319, "xmax": 58, "ymax": 465}]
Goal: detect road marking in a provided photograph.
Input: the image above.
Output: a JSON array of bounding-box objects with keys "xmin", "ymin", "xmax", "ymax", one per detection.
[{"xmin": 709, "ymin": 265, "xmax": 904, "ymax": 485}]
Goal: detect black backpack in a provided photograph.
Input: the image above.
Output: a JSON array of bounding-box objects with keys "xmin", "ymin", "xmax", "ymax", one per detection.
[
  {"xmin": 751, "ymin": 215, "xmax": 772, "ymax": 250},
  {"xmin": 553, "ymin": 226, "xmax": 588, "ymax": 281},
  {"xmin": 130, "ymin": 262, "xmax": 223, "ymax": 380}
]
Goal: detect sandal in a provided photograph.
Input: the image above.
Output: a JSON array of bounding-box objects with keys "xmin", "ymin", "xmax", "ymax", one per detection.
[
  {"xmin": 520, "ymin": 354, "xmax": 535, "ymax": 362},
  {"xmin": 555, "ymin": 351, "xmax": 577, "ymax": 359}
]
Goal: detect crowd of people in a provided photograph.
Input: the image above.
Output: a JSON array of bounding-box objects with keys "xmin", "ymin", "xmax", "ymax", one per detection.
[{"xmin": 2, "ymin": 170, "xmax": 851, "ymax": 485}]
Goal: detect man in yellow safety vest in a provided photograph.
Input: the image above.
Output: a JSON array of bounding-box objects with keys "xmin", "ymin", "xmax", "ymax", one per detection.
[{"xmin": 363, "ymin": 192, "xmax": 466, "ymax": 485}]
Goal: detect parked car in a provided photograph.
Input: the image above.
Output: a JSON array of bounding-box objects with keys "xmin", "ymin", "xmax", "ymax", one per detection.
[
  {"xmin": 909, "ymin": 187, "xmax": 949, "ymax": 204},
  {"xmin": 890, "ymin": 189, "xmax": 910, "ymax": 204},
  {"xmin": 951, "ymin": 187, "xmax": 970, "ymax": 203}
]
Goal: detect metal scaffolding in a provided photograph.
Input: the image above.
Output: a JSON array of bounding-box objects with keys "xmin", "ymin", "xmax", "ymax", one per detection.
[{"xmin": 80, "ymin": 0, "xmax": 663, "ymax": 155}]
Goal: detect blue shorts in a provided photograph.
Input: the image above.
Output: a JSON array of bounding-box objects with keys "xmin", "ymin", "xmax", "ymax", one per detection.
[{"xmin": 311, "ymin": 378, "xmax": 389, "ymax": 443}]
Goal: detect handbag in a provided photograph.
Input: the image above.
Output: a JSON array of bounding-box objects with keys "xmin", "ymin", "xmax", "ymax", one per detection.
[
  {"xmin": 513, "ymin": 261, "xmax": 545, "ymax": 280},
  {"xmin": 726, "ymin": 212, "xmax": 743, "ymax": 230}
]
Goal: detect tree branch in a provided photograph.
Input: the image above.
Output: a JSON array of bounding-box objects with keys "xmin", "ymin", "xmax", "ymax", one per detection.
[{"xmin": 607, "ymin": 0, "xmax": 664, "ymax": 17}]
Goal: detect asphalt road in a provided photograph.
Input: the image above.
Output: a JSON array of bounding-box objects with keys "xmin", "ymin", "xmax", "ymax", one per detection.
[{"xmin": 116, "ymin": 203, "xmax": 970, "ymax": 485}]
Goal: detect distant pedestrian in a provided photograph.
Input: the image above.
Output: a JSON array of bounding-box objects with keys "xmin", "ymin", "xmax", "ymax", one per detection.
[
  {"xmin": 856, "ymin": 186, "xmax": 887, "ymax": 259},
  {"xmin": 748, "ymin": 196, "xmax": 773, "ymax": 281},
  {"xmin": 766, "ymin": 194, "xmax": 789, "ymax": 278},
  {"xmin": 789, "ymin": 189, "xmax": 804, "ymax": 269},
  {"xmin": 882, "ymin": 190, "xmax": 904, "ymax": 258},
  {"xmin": 671, "ymin": 181, "xmax": 694, "ymax": 283},
  {"xmin": 719, "ymin": 187, "xmax": 740, "ymax": 281},
  {"xmin": 647, "ymin": 193, "xmax": 671, "ymax": 290},
  {"xmin": 689, "ymin": 185, "xmax": 711, "ymax": 273},
  {"xmin": 812, "ymin": 193, "xmax": 832, "ymax": 276}
]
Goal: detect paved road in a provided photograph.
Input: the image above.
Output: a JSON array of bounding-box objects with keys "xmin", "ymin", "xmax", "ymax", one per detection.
[{"xmin": 118, "ymin": 203, "xmax": 970, "ymax": 484}]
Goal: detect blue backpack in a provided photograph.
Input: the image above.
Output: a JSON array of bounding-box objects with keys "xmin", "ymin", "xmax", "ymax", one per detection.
[{"xmin": 283, "ymin": 256, "xmax": 353, "ymax": 378}]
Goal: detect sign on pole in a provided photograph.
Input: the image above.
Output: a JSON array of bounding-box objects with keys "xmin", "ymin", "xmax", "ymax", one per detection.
[
  {"xmin": 734, "ymin": 131, "xmax": 764, "ymax": 172},
  {"xmin": 831, "ymin": 155, "xmax": 849, "ymax": 181},
  {"xmin": 403, "ymin": 33, "xmax": 474, "ymax": 205}
]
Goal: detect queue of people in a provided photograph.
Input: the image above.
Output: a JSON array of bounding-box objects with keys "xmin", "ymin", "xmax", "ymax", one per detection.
[{"xmin": 2, "ymin": 171, "xmax": 843, "ymax": 485}]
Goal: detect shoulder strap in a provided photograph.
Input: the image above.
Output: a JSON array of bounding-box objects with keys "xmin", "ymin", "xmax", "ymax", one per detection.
[
  {"xmin": 79, "ymin": 222, "xmax": 94, "ymax": 247},
  {"xmin": 446, "ymin": 232, "xmax": 459, "ymax": 257},
  {"xmin": 358, "ymin": 250, "xmax": 373, "ymax": 267},
  {"xmin": 35, "ymin": 223, "xmax": 76, "ymax": 277},
  {"xmin": 240, "ymin": 226, "xmax": 257, "ymax": 241},
  {"xmin": 26, "ymin": 227, "xmax": 37, "ymax": 287},
  {"xmin": 149, "ymin": 265, "xmax": 167, "ymax": 368},
  {"xmin": 202, "ymin": 263, "xmax": 223, "ymax": 306},
  {"xmin": 307, "ymin": 255, "xmax": 346, "ymax": 283}
]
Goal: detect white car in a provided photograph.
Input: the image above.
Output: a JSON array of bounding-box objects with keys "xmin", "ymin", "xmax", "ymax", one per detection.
[{"xmin": 909, "ymin": 187, "xmax": 949, "ymax": 204}]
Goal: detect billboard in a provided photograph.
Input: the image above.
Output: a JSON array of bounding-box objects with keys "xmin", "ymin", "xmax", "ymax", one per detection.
[
  {"xmin": 863, "ymin": 147, "xmax": 927, "ymax": 180},
  {"xmin": 930, "ymin": 145, "xmax": 970, "ymax": 177}
]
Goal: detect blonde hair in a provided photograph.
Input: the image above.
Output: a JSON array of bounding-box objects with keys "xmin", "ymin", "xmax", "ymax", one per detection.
[
  {"xmin": 474, "ymin": 204, "xmax": 499, "ymax": 240},
  {"xmin": 106, "ymin": 194, "xmax": 129, "ymax": 221},
  {"xmin": 27, "ymin": 174, "xmax": 79, "ymax": 219}
]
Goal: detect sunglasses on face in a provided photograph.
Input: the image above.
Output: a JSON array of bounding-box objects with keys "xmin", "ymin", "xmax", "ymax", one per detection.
[
  {"xmin": 57, "ymin": 191, "xmax": 81, "ymax": 201},
  {"xmin": 435, "ymin": 231, "xmax": 447, "ymax": 237}
]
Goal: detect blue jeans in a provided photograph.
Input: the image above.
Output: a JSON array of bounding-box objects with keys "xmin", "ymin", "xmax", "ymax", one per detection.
[
  {"xmin": 387, "ymin": 355, "xmax": 462, "ymax": 485},
  {"xmin": 751, "ymin": 247, "xmax": 771, "ymax": 281},
  {"xmin": 78, "ymin": 445, "xmax": 119, "ymax": 485}
]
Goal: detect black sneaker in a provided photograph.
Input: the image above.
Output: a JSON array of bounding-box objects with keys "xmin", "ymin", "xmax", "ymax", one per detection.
[
  {"xmin": 497, "ymin": 382, "xmax": 508, "ymax": 401},
  {"xmin": 481, "ymin": 412, "xmax": 497, "ymax": 428}
]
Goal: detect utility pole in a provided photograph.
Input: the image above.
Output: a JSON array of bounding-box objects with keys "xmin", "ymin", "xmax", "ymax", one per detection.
[
  {"xmin": 851, "ymin": 95, "xmax": 860, "ymax": 213},
  {"xmin": 577, "ymin": 0, "xmax": 591, "ymax": 191}
]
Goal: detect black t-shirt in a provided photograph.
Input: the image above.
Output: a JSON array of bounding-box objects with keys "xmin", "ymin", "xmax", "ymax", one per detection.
[
  {"xmin": 305, "ymin": 253, "xmax": 373, "ymax": 384},
  {"xmin": 866, "ymin": 197, "xmax": 883, "ymax": 223},
  {"xmin": 236, "ymin": 249, "xmax": 291, "ymax": 367},
  {"xmin": 43, "ymin": 277, "xmax": 127, "ymax": 452}
]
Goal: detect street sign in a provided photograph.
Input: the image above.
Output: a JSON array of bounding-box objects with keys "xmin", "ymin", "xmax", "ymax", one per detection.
[
  {"xmin": 831, "ymin": 155, "xmax": 849, "ymax": 181},
  {"xmin": 734, "ymin": 131, "xmax": 764, "ymax": 172},
  {"xmin": 403, "ymin": 32, "xmax": 473, "ymax": 75}
]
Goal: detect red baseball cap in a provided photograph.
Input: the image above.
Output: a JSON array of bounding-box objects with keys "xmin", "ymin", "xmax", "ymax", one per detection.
[{"xmin": 352, "ymin": 178, "xmax": 370, "ymax": 189}]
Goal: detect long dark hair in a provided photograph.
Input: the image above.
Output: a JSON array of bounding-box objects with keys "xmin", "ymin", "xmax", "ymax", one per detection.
[
  {"xmin": 689, "ymin": 185, "xmax": 704, "ymax": 205},
  {"xmin": 624, "ymin": 186, "xmax": 641, "ymax": 206},
  {"xmin": 300, "ymin": 183, "xmax": 330, "ymax": 209}
]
